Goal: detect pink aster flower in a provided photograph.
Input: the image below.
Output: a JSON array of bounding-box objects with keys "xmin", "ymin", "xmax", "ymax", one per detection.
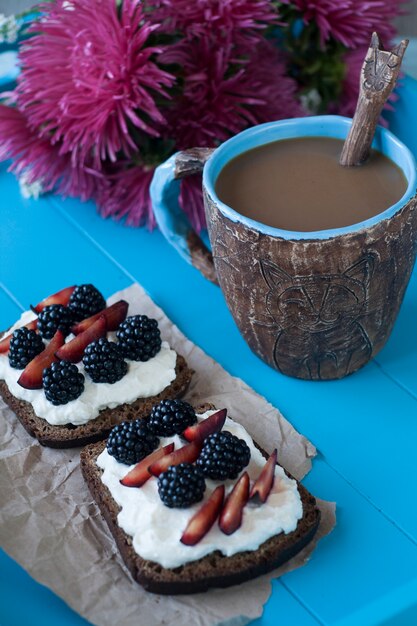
[
  {"xmin": 289, "ymin": 0, "xmax": 405, "ymax": 48},
  {"xmin": 160, "ymin": 38, "xmax": 304, "ymax": 150},
  {"xmin": 179, "ymin": 175, "xmax": 206, "ymax": 233},
  {"xmin": 15, "ymin": 0, "xmax": 175, "ymax": 168},
  {"xmin": 97, "ymin": 161, "xmax": 207, "ymax": 230},
  {"xmin": 159, "ymin": 38, "xmax": 304, "ymax": 230},
  {"xmin": 0, "ymin": 104, "xmax": 102, "ymax": 199},
  {"xmin": 148, "ymin": 0, "xmax": 277, "ymax": 45},
  {"xmin": 96, "ymin": 163, "xmax": 156, "ymax": 228},
  {"xmin": 160, "ymin": 39, "xmax": 258, "ymax": 148},
  {"xmin": 240, "ymin": 41, "xmax": 305, "ymax": 123}
]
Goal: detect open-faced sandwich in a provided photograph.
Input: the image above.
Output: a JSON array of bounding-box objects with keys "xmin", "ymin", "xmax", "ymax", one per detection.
[
  {"xmin": 81, "ymin": 402, "xmax": 320, "ymax": 594},
  {"xmin": 0, "ymin": 284, "xmax": 192, "ymax": 447}
]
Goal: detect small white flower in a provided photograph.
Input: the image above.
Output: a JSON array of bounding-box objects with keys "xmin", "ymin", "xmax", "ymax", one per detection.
[
  {"xmin": 6, "ymin": 17, "xmax": 18, "ymax": 43},
  {"xmin": 300, "ymin": 88, "xmax": 322, "ymax": 115},
  {"xmin": 0, "ymin": 14, "xmax": 19, "ymax": 44},
  {"xmin": 0, "ymin": 14, "xmax": 7, "ymax": 44},
  {"xmin": 19, "ymin": 172, "xmax": 44, "ymax": 200}
]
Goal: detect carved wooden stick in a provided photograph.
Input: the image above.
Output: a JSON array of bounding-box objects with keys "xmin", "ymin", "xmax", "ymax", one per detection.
[{"xmin": 340, "ymin": 32, "xmax": 408, "ymax": 167}]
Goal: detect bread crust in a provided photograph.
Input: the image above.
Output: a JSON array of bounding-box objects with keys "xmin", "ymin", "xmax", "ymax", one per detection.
[
  {"xmin": 80, "ymin": 434, "xmax": 321, "ymax": 594},
  {"xmin": 0, "ymin": 355, "xmax": 192, "ymax": 448}
]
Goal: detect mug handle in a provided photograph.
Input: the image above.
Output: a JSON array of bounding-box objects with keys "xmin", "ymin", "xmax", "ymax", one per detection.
[{"xmin": 150, "ymin": 148, "xmax": 218, "ymax": 284}]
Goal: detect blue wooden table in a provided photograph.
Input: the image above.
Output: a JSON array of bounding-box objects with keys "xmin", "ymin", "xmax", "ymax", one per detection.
[{"xmin": 1, "ymin": 77, "xmax": 417, "ymax": 626}]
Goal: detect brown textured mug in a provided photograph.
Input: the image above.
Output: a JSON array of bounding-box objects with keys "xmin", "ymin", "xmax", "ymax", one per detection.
[{"xmin": 150, "ymin": 116, "xmax": 417, "ymax": 380}]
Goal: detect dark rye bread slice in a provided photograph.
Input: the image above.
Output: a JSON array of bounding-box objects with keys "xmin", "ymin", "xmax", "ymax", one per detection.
[
  {"xmin": 0, "ymin": 355, "xmax": 192, "ymax": 449},
  {"xmin": 80, "ymin": 428, "xmax": 321, "ymax": 594}
]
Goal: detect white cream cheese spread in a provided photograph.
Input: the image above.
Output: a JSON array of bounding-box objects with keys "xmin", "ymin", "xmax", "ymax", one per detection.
[
  {"xmin": 97, "ymin": 411, "xmax": 303, "ymax": 569},
  {"xmin": 0, "ymin": 310, "xmax": 177, "ymax": 426}
]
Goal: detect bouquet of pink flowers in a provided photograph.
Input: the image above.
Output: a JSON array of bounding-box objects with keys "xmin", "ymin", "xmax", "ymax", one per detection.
[{"xmin": 0, "ymin": 0, "xmax": 407, "ymax": 230}]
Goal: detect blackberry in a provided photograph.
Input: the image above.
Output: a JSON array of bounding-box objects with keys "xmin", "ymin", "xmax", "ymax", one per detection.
[
  {"xmin": 43, "ymin": 360, "xmax": 85, "ymax": 405},
  {"xmin": 83, "ymin": 337, "xmax": 128, "ymax": 383},
  {"xmin": 107, "ymin": 419, "xmax": 159, "ymax": 465},
  {"xmin": 8, "ymin": 327, "xmax": 44, "ymax": 369},
  {"xmin": 68, "ymin": 284, "xmax": 106, "ymax": 322},
  {"xmin": 158, "ymin": 463, "xmax": 205, "ymax": 508},
  {"xmin": 116, "ymin": 315, "xmax": 161, "ymax": 361},
  {"xmin": 37, "ymin": 304, "xmax": 74, "ymax": 339},
  {"xmin": 148, "ymin": 399, "xmax": 196, "ymax": 436},
  {"xmin": 196, "ymin": 431, "xmax": 251, "ymax": 480}
]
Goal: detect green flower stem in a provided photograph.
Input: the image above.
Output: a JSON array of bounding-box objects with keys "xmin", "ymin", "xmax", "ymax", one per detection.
[{"xmin": 274, "ymin": 3, "xmax": 347, "ymax": 113}]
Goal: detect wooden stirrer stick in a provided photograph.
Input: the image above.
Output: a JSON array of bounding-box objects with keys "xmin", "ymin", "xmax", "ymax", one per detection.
[{"xmin": 339, "ymin": 32, "xmax": 408, "ymax": 167}]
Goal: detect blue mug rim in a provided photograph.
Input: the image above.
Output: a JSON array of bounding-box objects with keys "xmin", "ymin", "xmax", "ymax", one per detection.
[{"xmin": 203, "ymin": 115, "xmax": 417, "ymax": 241}]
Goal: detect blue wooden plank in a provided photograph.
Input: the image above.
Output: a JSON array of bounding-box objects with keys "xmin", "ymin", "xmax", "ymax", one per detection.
[
  {"xmin": 52, "ymin": 193, "xmax": 417, "ymax": 544},
  {"xmin": 47, "ymin": 194, "xmax": 221, "ymax": 320},
  {"xmin": 333, "ymin": 578, "xmax": 417, "ymax": 626},
  {"xmin": 0, "ymin": 287, "xmax": 22, "ymax": 327},
  {"xmin": 374, "ymin": 268, "xmax": 417, "ymax": 400},
  {"xmin": 251, "ymin": 582, "xmax": 322, "ymax": 626},
  {"xmin": 277, "ymin": 360, "xmax": 417, "ymax": 543},
  {"xmin": 283, "ymin": 460, "xmax": 417, "ymax": 625},
  {"xmin": 0, "ymin": 550, "xmax": 90, "ymax": 626},
  {"xmin": 0, "ymin": 164, "xmax": 132, "ymax": 309}
]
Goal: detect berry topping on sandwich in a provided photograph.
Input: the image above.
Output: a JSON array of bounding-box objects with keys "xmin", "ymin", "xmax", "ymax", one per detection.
[
  {"xmin": 219, "ymin": 472, "xmax": 250, "ymax": 535},
  {"xmin": 250, "ymin": 449, "xmax": 277, "ymax": 503},
  {"xmin": 117, "ymin": 315, "xmax": 161, "ymax": 361},
  {"xmin": 148, "ymin": 440, "xmax": 202, "ymax": 477},
  {"xmin": 8, "ymin": 328, "xmax": 44, "ymax": 369},
  {"xmin": 148, "ymin": 399, "xmax": 196, "ymax": 436},
  {"xmin": 0, "ymin": 319, "xmax": 38, "ymax": 354},
  {"xmin": 107, "ymin": 419, "xmax": 159, "ymax": 465},
  {"xmin": 183, "ymin": 408, "xmax": 227, "ymax": 443},
  {"xmin": 37, "ymin": 304, "xmax": 74, "ymax": 339},
  {"xmin": 56, "ymin": 315, "xmax": 107, "ymax": 363},
  {"xmin": 83, "ymin": 338, "xmax": 127, "ymax": 383},
  {"xmin": 43, "ymin": 360, "xmax": 85, "ymax": 405},
  {"xmin": 17, "ymin": 330, "xmax": 65, "ymax": 390},
  {"xmin": 180, "ymin": 484, "xmax": 225, "ymax": 546},
  {"xmin": 68, "ymin": 284, "xmax": 106, "ymax": 322},
  {"xmin": 158, "ymin": 463, "xmax": 205, "ymax": 508},
  {"xmin": 196, "ymin": 431, "xmax": 250, "ymax": 480},
  {"xmin": 71, "ymin": 300, "xmax": 128, "ymax": 335},
  {"xmin": 120, "ymin": 443, "xmax": 175, "ymax": 488}
]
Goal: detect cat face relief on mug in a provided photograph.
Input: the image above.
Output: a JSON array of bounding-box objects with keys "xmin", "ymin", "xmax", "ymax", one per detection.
[{"xmin": 261, "ymin": 257, "xmax": 373, "ymax": 381}]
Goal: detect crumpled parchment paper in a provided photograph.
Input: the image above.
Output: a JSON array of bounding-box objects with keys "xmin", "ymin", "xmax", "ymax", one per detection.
[{"xmin": 0, "ymin": 283, "xmax": 335, "ymax": 626}]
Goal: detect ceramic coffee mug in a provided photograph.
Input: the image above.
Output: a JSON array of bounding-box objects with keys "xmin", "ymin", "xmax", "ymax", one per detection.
[{"xmin": 150, "ymin": 116, "xmax": 417, "ymax": 380}]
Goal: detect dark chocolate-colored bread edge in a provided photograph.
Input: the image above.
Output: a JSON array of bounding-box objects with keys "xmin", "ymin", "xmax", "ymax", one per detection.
[
  {"xmin": 0, "ymin": 355, "xmax": 192, "ymax": 448},
  {"xmin": 80, "ymin": 434, "xmax": 321, "ymax": 595}
]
